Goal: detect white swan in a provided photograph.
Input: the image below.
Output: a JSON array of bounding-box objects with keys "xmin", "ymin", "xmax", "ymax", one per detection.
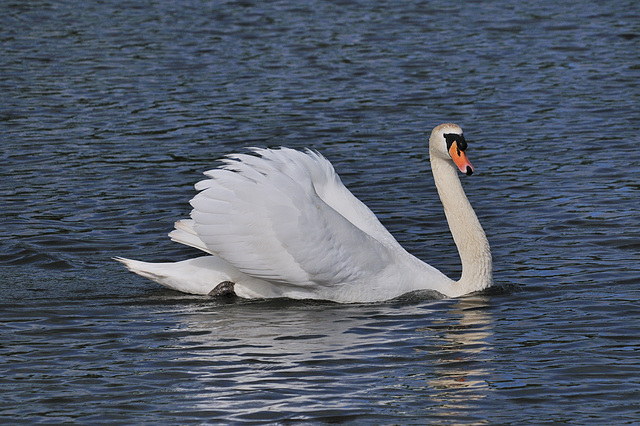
[{"xmin": 116, "ymin": 123, "xmax": 492, "ymax": 302}]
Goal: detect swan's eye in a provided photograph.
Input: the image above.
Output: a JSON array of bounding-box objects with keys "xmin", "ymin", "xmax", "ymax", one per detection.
[{"xmin": 457, "ymin": 137, "xmax": 467, "ymax": 151}]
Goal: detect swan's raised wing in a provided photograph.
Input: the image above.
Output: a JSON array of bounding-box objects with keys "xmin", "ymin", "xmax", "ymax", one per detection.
[
  {"xmin": 189, "ymin": 148, "xmax": 395, "ymax": 289},
  {"xmin": 256, "ymin": 148, "xmax": 402, "ymax": 249}
]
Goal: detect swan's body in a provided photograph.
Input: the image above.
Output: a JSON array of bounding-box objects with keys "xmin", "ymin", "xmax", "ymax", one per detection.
[{"xmin": 117, "ymin": 123, "xmax": 492, "ymax": 302}]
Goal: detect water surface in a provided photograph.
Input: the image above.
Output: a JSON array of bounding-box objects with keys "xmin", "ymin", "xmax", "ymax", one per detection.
[{"xmin": 2, "ymin": 0, "xmax": 640, "ymax": 423}]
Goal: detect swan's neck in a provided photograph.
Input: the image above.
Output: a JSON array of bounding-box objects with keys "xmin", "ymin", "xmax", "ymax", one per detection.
[{"xmin": 431, "ymin": 156, "xmax": 492, "ymax": 296}]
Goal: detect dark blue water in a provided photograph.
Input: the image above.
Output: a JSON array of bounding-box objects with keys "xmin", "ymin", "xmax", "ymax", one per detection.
[{"xmin": 2, "ymin": 0, "xmax": 640, "ymax": 423}]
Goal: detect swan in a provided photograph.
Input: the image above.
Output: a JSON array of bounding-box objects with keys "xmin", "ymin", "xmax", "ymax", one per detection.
[{"xmin": 116, "ymin": 123, "xmax": 492, "ymax": 302}]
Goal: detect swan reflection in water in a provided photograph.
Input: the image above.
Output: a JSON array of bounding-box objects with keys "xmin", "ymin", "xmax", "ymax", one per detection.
[
  {"xmin": 164, "ymin": 293, "xmax": 495, "ymax": 419},
  {"xmin": 419, "ymin": 294, "xmax": 495, "ymax": 410}
]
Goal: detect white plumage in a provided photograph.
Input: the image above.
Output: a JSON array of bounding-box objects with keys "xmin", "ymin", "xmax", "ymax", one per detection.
[{"xmin": 117, "ymin": 123, "xmax": 492, "ymax": 302}]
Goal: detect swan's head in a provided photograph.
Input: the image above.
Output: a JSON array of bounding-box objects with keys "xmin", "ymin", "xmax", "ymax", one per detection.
[{"xmin": 429, "ymin": 123, "xmax": 475, "ymax": 176}]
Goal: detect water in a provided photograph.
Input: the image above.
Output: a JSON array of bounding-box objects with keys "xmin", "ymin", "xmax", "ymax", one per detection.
[{"xmin": 2, "ymin": 0, "xmax": 640, "ymax": 423}]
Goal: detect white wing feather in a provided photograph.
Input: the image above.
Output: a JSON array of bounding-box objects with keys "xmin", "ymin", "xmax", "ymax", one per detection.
[{"xmin": 168, "ymin": 219, "xmax": 211, "ymax": 254}]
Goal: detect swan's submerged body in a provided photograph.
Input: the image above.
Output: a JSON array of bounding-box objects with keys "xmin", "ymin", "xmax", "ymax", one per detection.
[{"xmin": 117, "ymin": 123, "xmax": 492, "ymax": 302}]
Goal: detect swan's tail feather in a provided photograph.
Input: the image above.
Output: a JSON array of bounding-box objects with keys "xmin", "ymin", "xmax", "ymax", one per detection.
[
  {"xmin": 114, "ymin": 256, "xmax": 220, "ymax": 295},
  {"xmin": 115, "ymin": 256, "xmax": 170, "ymax": 283}
]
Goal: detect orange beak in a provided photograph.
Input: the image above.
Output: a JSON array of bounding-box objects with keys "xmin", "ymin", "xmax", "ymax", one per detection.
[{"xmin": 448, "ymin": 142, "xmax": 474, "ymax": 176}]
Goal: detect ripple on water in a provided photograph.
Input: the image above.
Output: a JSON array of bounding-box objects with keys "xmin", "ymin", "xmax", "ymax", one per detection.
[{"xmin": 2, "ymin": 0, "xmax": 640, "ymax": 423}]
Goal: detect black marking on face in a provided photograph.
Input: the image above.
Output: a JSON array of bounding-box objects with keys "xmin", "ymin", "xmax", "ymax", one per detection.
[{"xmin": 444, "ymin": 133, "xmax": 467, "ymax": 152}]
